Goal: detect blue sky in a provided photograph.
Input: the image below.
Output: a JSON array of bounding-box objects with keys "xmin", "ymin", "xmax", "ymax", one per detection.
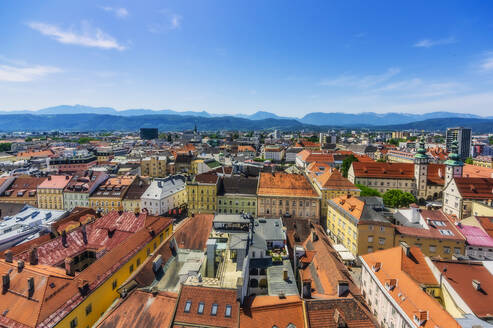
[{"xmin": 1, "ymin": 0, "xmax": 493, "ymax": 117}]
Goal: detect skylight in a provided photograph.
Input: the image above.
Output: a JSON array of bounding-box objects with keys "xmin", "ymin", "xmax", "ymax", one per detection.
[
  {"xmin": 225, "ymin": 305, "xmax": 232, "ymax": 317},
  {"xmin": 184, "ymin": 300, "xmax": 191, "ymax": 313},
  {"xmin": 211, "ymin": 303, "xmax": 218, "ymax": 316}
]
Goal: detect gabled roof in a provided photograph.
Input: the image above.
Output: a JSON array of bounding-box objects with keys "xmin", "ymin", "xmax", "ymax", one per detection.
[
  {"xmin": 434, "ymin": 260, "xmax": 493, "ymax": 319},
  {"xmin": 305, "ymin": 298, "xmax": 377, "ymax": 328},
  {"xmin": 97, "ymin": 290, "xmax": 178, "ymax": 328},
  {"xmin": 361, "ymin": 247, "xmax": 460, "ymax": 328},
  {"xmin": 240, "ymin": 295, "xmax": 305, "ymax": 328},
  {"xmin": 457, "ymin": 224, "xmax": 493, "ymax": 248},
  {"xmin": 173, "ymin": 285, "xmax": 239, "ymax": 328},
  {"xmin": 352, "ymin": 162, "xmax": 446, "ymax": 185},
  {"xmin": 454, "ymin": 177, "xmax": 493, "ymax": 199},
  {"xmin": 315, "ymin": 168, "xmax": 359, "ymax": 190},
  {"xmin": 477, "ymin": 216, "xmax": 493, "ymax": 238},
  {"xmin": 38, "ymin": 175, "xmax": 72, "ymax": 189}
]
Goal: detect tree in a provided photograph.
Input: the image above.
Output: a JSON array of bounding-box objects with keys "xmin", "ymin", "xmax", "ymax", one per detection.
[
  {"xmin": 465, "ymin": 157, "xmax": 473, "ymax": 164},
  {"xmin": 308, "ymin": 135, "xmax": 318, "ymax": 142},
  {"xmin": 383, "ymin": 189, "xmax": 416, "ymax": 208},
  {"xmin": 489, "ymin": 135, "xmax": 493, "ymax": 145},
  {"xmin": 0, "ymin": 143, "xmax": 11, "ymax": 152},
  {"xmin": 355, "ymin": 184, "xmax": 381, "ymax": 197},
  {"xmin": 341, "ymin": 155, "xmax": 358, "ymax": 178},
  {"xmin": 24, "ymin": 137, "xmax": 32, "ymax": 142},
  {"xmin": 77, "ymin": 137, "xmax": 93, "ymax": 144},
  {"xmin": 376, "ymin": 158, "xmax": 386, "ymax": 163}
]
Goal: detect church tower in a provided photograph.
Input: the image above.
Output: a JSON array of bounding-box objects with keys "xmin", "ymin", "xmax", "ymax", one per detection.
[
  {"xmin": 414, "ymin": 137, "xmax": 429, "ymax": 199},
  {"xmin": 444, "ymin": 140, "xmax": 463, "ymax": 186}
]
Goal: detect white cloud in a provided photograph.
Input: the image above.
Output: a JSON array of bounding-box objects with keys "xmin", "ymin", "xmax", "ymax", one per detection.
[
  {"xmin": 170, "ymin": 14, "xmax": 182, "ymax": 29},
  {"xmin": 320, "ymin": 68, "xmax": 400, "ymax": 88},
  {"xmin": 149, "ymin": 11, "xmax": 182, "ymax": 33},
  {"xmin": 480, "ymin": 53, "xmax": 493, "ymax": 72},
  {"xmin": 413, "ymin": 37, "xmax": 456, "ymax": 48},
  {"xmin": 0, "ymin": 64, "xmax": 61, "ymax": 82},
  {"xmin": 27, "ymin": 21, "xmax": 126, "ymax": 50},
  {"xmin": 101, "ymin": 6, "xmax": 129, "ymax": 18}
]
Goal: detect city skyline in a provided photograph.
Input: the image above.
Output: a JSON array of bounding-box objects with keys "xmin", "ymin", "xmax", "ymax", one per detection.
[{"xmin": 1, "ymin": 0, "xmax": 493, "ymax": 115}]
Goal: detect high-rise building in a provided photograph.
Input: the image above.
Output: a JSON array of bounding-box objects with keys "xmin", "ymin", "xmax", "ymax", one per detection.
[
  {"xmin": 446, "ymin": 127, "xmax": 471, "ymax": 160},
  {"xmin": 140, "ymin": 127, "xmax": 158, "ymax": 140}
]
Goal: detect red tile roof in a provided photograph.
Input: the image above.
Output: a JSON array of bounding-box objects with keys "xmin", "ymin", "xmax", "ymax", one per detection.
[
  {"xmin": 38, "ymin": 175, "xmax": 72, "ymax": 189},
  {"xmin": 463, "ymin": 164, "xmax": 493, "ymax": 178},
  {"xmin": 454, "ymin": 177, "xmax": 493, "ymax": 199},
  {"xmin": 434, "ymin": 260, "xmax": 493, "ymax": 319},
  {"xmin": 174, "ymin": 285, "xmax": 239, "ymax": 328},
  {"xmin": 478, "ymin": 216, "xmax": 493, "ymax": 238},
  {"xmin": 395, "ymin": 209, "xmax": 464, "ymax": 242},
  {"xmin": 258, "ymin": 172, "xmax": 319, "ymax": 198},
  {"xmin": 315, "ymin": 168, "xmax": 359, "ymax": 190},
  {"xmin": 362, "ymin": 247, "xmax": 460, "ymax": 328},
  {"xmin": 240, "ymin": 295, "xmax": 305, "ymax": 328},
  {"xmin": 97, "ymin": 290, "xmax": 177, "ymax": 328},
  {"xmin": 305, "ymin": 298, "xmax": 377, "ymax": 328},
  {"xmin": 352, "ymin": 162, "xmax": 445, "ymax": 185},
  {"xmin": 173, "ymin": 214, "xmax": 214, "ymax": 250}
]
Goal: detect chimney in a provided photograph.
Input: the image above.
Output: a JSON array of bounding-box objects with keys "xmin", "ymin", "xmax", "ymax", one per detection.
[
  {"xmin": 81, "ymin": 224, "xmax": 88, "ymax": 244},
  {"xmin": 48, "ymin": 176, "xmax": 52, "ymax": 181},
  {"xmin": 312, "ymin": 232, "xmax": 318, "ymax": 242},
  {"xmin": 107, "ymin": 227, "xmax": 116, "ymax": 238},
  {"xmin": 77, "ymin": 279, "xmax": 90, "ymax": 296},
  {"xmin": 2, "ymin": 274, "xmax": 10, "ymax": 294},
  {"xmin": 118, "ymin": 209, "xmax": 123, "ymax": 216},
  {"xmin": 400, "ymin": 241, "xmax": 410, "ymax": 257},
  {"xmin": 27, "ymin": 277, "xmax": 35, "ymax": 298},
  {"xmin": 472, "ymin": 279, "xmax": 481, "ymax": 291},
  {"xmin": 65, "ymin": 175, "xmax": 69, "ymax": 180},
  {"xmin": 337, "ymin": 280, "xmax": 349, "ymax": 297},
  {"xmin": 62, "ymin": 230, "xmax": 68, "ymax": 247},
  {"xmin": 17, "ymin": 260, "xmax": 24, "ymax": 272},
  {"xmin": 4, "ymin": 250, "xmax": 12, "ymax": 263},
  {"xmin": 29, "ymin": 247, "xmax": 38, "ymax": 265},
  {"xmin": 65, "ymin": 257, "xmax": 75, "ymax": 276},
  {"xmin": 302, "ymin": 279, "xmax": 312, "ymax": 298},
  {"xmin": 283, "ymin": 269, "xmax": 288, "ymax": 281}
]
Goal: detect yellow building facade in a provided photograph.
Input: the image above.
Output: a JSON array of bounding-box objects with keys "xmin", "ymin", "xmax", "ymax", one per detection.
[
  {"xmin": 37, "ymin": 175, "xmax": 72, "ymax": 210},
  {"xmin": 141, "ymin": 156, "xmax": 167, "ymax": 177},
  {"xmin": 186, "ymin": 173, "xmax": 219, "ymax": 215},
  {"xmin": 54, "ymin": 223, "xmax": 173, "ymax": 328},
  {"xmin": 327, "ymin": 195, "xmax": 394, "ymax": 257}
]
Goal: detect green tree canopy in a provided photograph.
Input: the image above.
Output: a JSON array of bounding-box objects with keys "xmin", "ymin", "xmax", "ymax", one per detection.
[
  {"xmin": 355, "ymin": 184, "xmax": 381, "ymax": 197},
  {"xmin": 383, "ymin": 189, "xmax": 416, "ymax": 208},
  {"xmin": 341, "ymin": 155, "xmax": 358, "ymax": 178},
  {"xmin": 464, "ymin": 157, "xmax": 474, "ymax": 164},
  {"xmin": 0, "ymin": 143, "xmax": 11, "ymax": 152}
]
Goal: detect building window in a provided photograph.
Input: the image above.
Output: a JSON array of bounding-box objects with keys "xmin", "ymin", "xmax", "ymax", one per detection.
[
  {"xmin": 70, "ymin": 317, "xmax": 78, "ymax": 328},
  {"xmin": 429, "ymin": 245, "xmax": 437, "ymax": 253},
  {"xmin": 454, "ymin": 247, "xmax": 461, "ymax": 255},
  {"xmin": 137, "ymin": 258, "xmax": 141, "ymax": 266},
  {"xmin": 112, "ymin": 279, "xmax": 117, "ymax": 290},
  {"xmin": 129, "ymin": 264, "xmax": 134, "ymax": 273},
  {"xmin": 367, "ymin": 246, "xmax": 373, "ymax": 253},
  {"xmin": 378, "ymin": 238, "xmax": 385, "ymax": 245},
  {"xmin": 368, "ymin": 236, "xmax": 374, "ymax": 243},
  {"xmin": 225, "ymin": 305, "xmax": 232, "ymax": 317},
  {"xmin": 85, "ymin": 304, "xmax": 92, "ymax": 316},
  {"xmin": 443, "ymin": 247, "xmax": 451, "ymax": 254},
  {"xmin": 184, "ymin": 300, "xmax": 192, "ymax": 313},
  {"xmin": 211, "ymin": 303, "xmax": 218, "ymax": 316}
]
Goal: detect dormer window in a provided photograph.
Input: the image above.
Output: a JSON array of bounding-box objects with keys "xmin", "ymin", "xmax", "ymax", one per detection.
[{"xmin": 184, "ymin": 300, "xmax": 191, "ymax": 313}]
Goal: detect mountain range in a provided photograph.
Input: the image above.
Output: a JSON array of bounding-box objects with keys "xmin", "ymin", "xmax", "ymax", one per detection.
[
  {"xmin": 0, "ymin": 112, "xmax": 492, "ymax": 133},
  {"xmin": 1, "ymin": 105, "xmax": 490, "ymax": 126}
]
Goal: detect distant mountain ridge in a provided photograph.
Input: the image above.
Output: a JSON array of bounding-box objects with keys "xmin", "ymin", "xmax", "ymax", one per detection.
[
  {"xmin": 0, "ymin": 113, "xmax": 492, "ymax": 133},
  {"xmin": 0, "ymin": 105, "xmax": 490, "ymax": 126}
]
